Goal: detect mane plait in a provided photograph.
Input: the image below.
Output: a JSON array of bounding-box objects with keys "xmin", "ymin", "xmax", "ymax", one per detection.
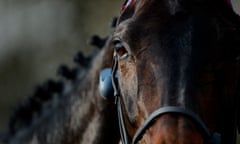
[
  {"xmin": 6, "ymin": 51, "xmax": 94, "ymax": 136},
  {"xmin": 3, "ymin": 18, "xmax": 117, "ymax": 138}
]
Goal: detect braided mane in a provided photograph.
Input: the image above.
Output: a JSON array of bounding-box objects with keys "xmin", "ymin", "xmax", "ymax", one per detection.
[
  {"xmin": 8, "ymin": 51, "xmax": 92, "ymax": 135},
  {"xmin": 0, "ymin": 17, "xmax": 119, "ymax": 144}
]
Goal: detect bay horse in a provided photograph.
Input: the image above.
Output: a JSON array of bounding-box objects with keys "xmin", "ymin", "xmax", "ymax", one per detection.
[
  {"xmin": 106, "ymin": 0, "xmax": 240, "ymax": 144},
  {"xmin": 0, "ymin": 18, "xmax": 120, "ymax": 144}
]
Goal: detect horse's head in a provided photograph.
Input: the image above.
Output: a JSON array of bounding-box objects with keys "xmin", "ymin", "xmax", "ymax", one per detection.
[{"xmin": 112, "ymin": 0, "xmax": 240, "ymax": 143}]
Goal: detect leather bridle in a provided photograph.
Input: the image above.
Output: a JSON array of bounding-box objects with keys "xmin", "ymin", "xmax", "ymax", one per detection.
[{"xmin": 111, "ymin": 52, "xmax": 221, "ymax": 144}]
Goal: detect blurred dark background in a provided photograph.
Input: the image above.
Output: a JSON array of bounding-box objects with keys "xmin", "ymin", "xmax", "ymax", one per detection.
[{"xmin": 0, "ymin": 0, "xmax": 121, "ymax": 133}]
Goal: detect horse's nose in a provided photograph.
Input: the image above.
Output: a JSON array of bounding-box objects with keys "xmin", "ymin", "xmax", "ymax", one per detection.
[{"xmin": 139, "ymin": 114, "xmax": 204, "ymax": 144}]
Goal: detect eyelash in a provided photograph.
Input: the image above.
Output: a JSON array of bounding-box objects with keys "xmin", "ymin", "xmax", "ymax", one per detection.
[{"xmin": 113, "ymin": 40, "xmax": 129, "ymax": 60}]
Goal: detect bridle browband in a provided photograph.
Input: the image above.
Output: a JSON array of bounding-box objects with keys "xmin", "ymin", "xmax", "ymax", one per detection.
[{"xmin": 111, "ymin": 52, "xmax": 221, "ymax": 144}]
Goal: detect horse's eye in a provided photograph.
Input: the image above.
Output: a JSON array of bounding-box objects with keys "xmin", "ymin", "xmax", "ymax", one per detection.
[{"xmin": 114, "ymin": 41, "xmax": 129, "ymax": 60}]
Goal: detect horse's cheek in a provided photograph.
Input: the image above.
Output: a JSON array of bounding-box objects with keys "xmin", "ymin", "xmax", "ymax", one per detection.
[
  {"xmin": 119, "ymin": 62, "xmax": 138, "ymax": 97},
  {"xmin": 118, "ymin": 62, "xmax": 139, "ymax": 119}
]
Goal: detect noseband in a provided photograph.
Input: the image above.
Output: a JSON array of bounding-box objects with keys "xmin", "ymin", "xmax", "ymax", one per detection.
[{"xmin": 111, "ymin": 52, "xmax": 221, "ymax": 144}]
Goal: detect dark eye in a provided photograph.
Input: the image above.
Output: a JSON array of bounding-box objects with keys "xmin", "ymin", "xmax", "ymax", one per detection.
[{"xmin": 113, "ymin": 40, "xmax": 129, "ymax": 60}]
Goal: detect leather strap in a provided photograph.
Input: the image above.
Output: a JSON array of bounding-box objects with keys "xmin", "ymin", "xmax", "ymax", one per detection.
[
  {"xmin": 118, "ymin": 97, "xmax": 130, "ymax": 144},
  {"xmin": 132, "ymin": 106, "xmax": 221, "ymax": 144}
]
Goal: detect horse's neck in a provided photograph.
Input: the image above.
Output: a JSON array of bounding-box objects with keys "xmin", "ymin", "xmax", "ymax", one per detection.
[{"xmin": 4, "ymin": 50, "xmax": 119, "ymax": 144}]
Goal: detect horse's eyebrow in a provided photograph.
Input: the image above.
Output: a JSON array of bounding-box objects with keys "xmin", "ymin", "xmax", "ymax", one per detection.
[
  {"xmin": 136, "ymin": 47, "xmax": 148, "ymax": 57},
  {"xmin": 112, "ymin": 33, "xmax": 122, "ymax": 43},
  {"xmin": 111, "ymin": 34, "xmax": 122, "ymax": 45},
  {"xmin": 112, "ymin": 22, "xmax": 129, "ymax": 41}
]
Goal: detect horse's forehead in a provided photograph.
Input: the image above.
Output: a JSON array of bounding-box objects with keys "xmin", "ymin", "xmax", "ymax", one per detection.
[
  {"xmin": 119, "ymin": 0, "xmax": 171, "ymax": 24},
  {"xmin": 118, "ymin": 0, "xmax": 182, "ymax": 31}
]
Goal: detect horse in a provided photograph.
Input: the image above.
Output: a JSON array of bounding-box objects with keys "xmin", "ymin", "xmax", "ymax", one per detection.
[
  {"xmin": 0, "ymin": 17, "xmax": 120, "ymax": 144},
  {"xmin": 104, "ymin": 0, "xmax": 240, "ymax": 144}
]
